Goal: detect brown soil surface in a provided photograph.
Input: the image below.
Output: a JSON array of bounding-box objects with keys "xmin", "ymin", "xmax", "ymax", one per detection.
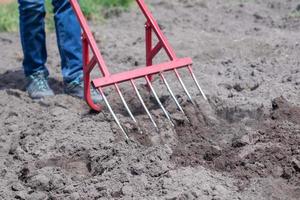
[{"xmin": 0, "ymin": 0, "xmax": 300, "ymax": 199}]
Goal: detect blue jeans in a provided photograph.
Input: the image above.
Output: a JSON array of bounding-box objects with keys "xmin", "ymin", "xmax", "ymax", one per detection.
[{"xmin": 18, "ymin": 0, "xmax": 83, "ymax": 84}]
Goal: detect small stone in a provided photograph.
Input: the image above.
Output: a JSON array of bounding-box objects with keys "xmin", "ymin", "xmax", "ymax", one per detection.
[
  {"xmin": 233, "ymin": 83, "xmax": 244, "ymax": 92},
  {"xmin": 255, "ymin": 162, "xmax": 265, "ymax": 168},
  {"xmin": 63, "ymin": 185, "xmax": 75, "ymax": 194},
  {"xmin": 9, "ymin": 135, "xmax": 20, "ymax": 155},
  {"xmin": 282, "ymin": 75, "xmax": 292, "ymax": 83},
  {"xmin": 51, "ymin": 174, "xmax": 66, "ymax": 190},
  {"xmin": 51, "ymin": 107, "xmax": 67, "ymax": 117},
  {"xmin": 215, "ymin": 185, "xmax": 228, "ymax": 195},
  {"xmin": 7, "ymin": 125, "xmax": 19, "ymax": 132},
  {"xmin": 30, "ymin": 174, "xmax": 50, "ymax": 190},
  {"xmin": 272, "ymin": 166, "xmax": 283, "ymax": 177},
  {"xmin": 165, "ymin": 196, "xmax": 177, "ymax": 200},
  {"xmin": 191, "ymin": 191, "xmax": 198, "ymax": 198},
  {"xmin": 275, "ymin": 153, "xmax": 285, "ymax": 160},
  {"xmin": 281, "ymin": 167, "xmax": 292, "ymax": 179},
  {"xmin": 95, "ymin": 184, "xmax": 107, "ymax": 192},
  {"xmin": 11, "ymin": 182, "xmax": 25, "ymax": 191},
  {"xmin": 292, "ymin": 157, "xmax": 300, "ymax": 172},
  {"xmin": 250, "ymin": 83, "xmax": 259, "ymax": 91},
  {"xmin": 253, "ymin": 13, "xmax": 263, "ymax": 20},
  {"xmin": 203, "ymin": 189, "xmax": 209, "ymax": 196},
  {"xmin": 218, "ymin": 83, "xmax": 232, "ymax": 90},
  {"xmin": 130, "ymin": 164, "xmax": 144, "ymax": 176},
  {"xmin": 15, "ymin": 191, "xmax": 29, "ymax": 199},
  {"xmin": 0, "ymin": 169, "xmax": 7, "ymax": 177},
  {"xmin": 29, "ymin": 191, "xmax": 47, "ymax": 200},
  {"xmin": 122, "ymin": 185, "xmax": 133, "ymax": 196},
  {"xmin": 221, "ymin": 59, "xmax": 233, "ymax": 66},
  {"xmin": 6, "ymin": 89, "xmax": 22, "ymax": 98},
  {"xmin": 172, "ymin": 112, "xmax": 186, "ymax": 125},
  {"xmin": 139, "ymin": 174, "xmax": 149, "ymax": 187},
  {"xmin": 70, "ymin": 192, "xmax": 81, "ymax": 200},
  {"xmin": 232, "ymin": 135, "xmax": 250, "ymax": 148},
  {"xmin": 203, "ymin": 146, "xmax": 221, "ymax": 161},
  {"xmin": 250, "ymin": 64, "xmax": 257, "ymax": 68}
]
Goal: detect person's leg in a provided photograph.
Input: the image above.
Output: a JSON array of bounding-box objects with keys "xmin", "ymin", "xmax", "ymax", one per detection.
[
  {"xmin": 51, "ymin": 0, "xmax": 102, "ymax": 103},
  {"xmin": 18, "ymin": 0, "xmax": 48, "ymax": 77},
  {"xmin": 19, "ymin": 0, "xmax": 54, "ymax": 99},
  {"xmin": 52, "ymin": 0, "xmax": 83, "ymax": 84}
]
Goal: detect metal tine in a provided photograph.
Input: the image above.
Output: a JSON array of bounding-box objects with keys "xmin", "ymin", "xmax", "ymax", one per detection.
[
  {"xmin": 130, "ymin": 79, "xmax": 159, "ymax": 132},
  {"xmin": 145, "ymin": 76, "xmax": 175, "ymax": 127},
  {"xmin": 159, "ymin": 72, "xmax": 186, "ymax": 116},
  {"xmin": 174, "ymin": 69, "xmax": 195, "ymax": 105},
  {"xmin": 114, "ymin": 83, "xmax": 143, "ymax": 134},
  {"xmin": 98, "ymin": 88, "xmax": 129, "ymax": 140},
  {"xmin": 187, "ymin": 65, "xmax": 208, "ymax": 101},
  {"xmin": 114, "ymin": 83, "xmax": 138, "ymax": 123}
]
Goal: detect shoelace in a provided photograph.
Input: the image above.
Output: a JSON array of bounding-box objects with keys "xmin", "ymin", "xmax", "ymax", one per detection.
[{"xmin": 32, "ymin": 76, "xmax": 50, "ymax": 92}]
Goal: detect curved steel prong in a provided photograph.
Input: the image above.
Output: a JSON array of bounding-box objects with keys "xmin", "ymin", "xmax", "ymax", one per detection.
[
  {"xmin": 145, "ymin": 76, "xmax": 174, "ymax": 127},
  {"xmin": 130, "ymin": 79, "xmax": 159, "ymax": 132},
  {"xmin": 188, "ymin": 65, "xmax": 207, "ymax": 101},
  {"xmin": 159, "ymin": 72, "xmax": 186, "ymax": 115},
  {"xmin": 98, "ymin": 88, "xmax": 129, "ymax": 140},
  {"xmin": 174, "ymin": 69, "xmax": 194, "ymax": 105},
  {"xmin": 114, "ymin": 84, "xmax": 138, "ymax": 123},
  {"xmin": 114, "ymin": 84, "xmax": 143, "ymax": 134}
]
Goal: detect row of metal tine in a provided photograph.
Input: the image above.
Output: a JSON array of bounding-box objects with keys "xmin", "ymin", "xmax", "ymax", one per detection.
[{"xmin": 97, "ymin": 65, "xmax": 207, "ymax": 140}]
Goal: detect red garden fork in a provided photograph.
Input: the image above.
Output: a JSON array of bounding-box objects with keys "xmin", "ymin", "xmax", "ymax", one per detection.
[{"xmin": 69, "ymin": 0, "xmax": 207, "ymax": 139}]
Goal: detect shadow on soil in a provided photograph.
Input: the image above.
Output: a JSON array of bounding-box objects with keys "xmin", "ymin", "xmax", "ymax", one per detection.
[{"xmin": 0, "ymin": 70, "xmax": 64, "ymax": 94}]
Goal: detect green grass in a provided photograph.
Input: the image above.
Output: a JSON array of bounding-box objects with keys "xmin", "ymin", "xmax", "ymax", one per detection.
[
  {"xmin": 0, "ymin": 0, "xmax": 133, "ymax": 32},
  {"xmin": 80, "ymin": 0, "xmax": 132, "ymax": 19},
  {"xmin": 0, "ymin": 3, "xmax": 19, "ymax": 32}
]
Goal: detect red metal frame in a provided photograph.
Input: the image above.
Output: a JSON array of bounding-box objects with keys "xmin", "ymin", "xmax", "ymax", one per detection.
[{"xmin": 69, "ymin": 0, "xmax": 193, "ymax": 111}]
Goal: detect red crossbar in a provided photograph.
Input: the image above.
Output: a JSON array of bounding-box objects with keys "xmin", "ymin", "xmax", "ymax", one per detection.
[{"xmin": 93, "ymin": 58, "xmax": 192, "ymax": 88}]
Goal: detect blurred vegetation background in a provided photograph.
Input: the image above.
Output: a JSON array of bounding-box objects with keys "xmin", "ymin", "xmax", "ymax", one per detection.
[{"xmin": 0, "ymin": 0, "xmax": 133, "ymax": 32}]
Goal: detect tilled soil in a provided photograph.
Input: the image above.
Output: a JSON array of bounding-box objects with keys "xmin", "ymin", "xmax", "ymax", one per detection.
[
  {"xmin": 172, "ymin": 97, "xmax": 300, "ymax": 187},
  {"xmin": 0, "ymin": 0, "xmax": 300, "ymax": 199}
]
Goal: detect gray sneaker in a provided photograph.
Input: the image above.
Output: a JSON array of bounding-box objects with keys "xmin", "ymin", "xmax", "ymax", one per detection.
[
  {"xmin": 26, "ymin": 71, "xmax": 54, "ymax": 99},
  {"xmin": 64, "ymin": 80, "xmax": 103, "ymax": 104}
]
